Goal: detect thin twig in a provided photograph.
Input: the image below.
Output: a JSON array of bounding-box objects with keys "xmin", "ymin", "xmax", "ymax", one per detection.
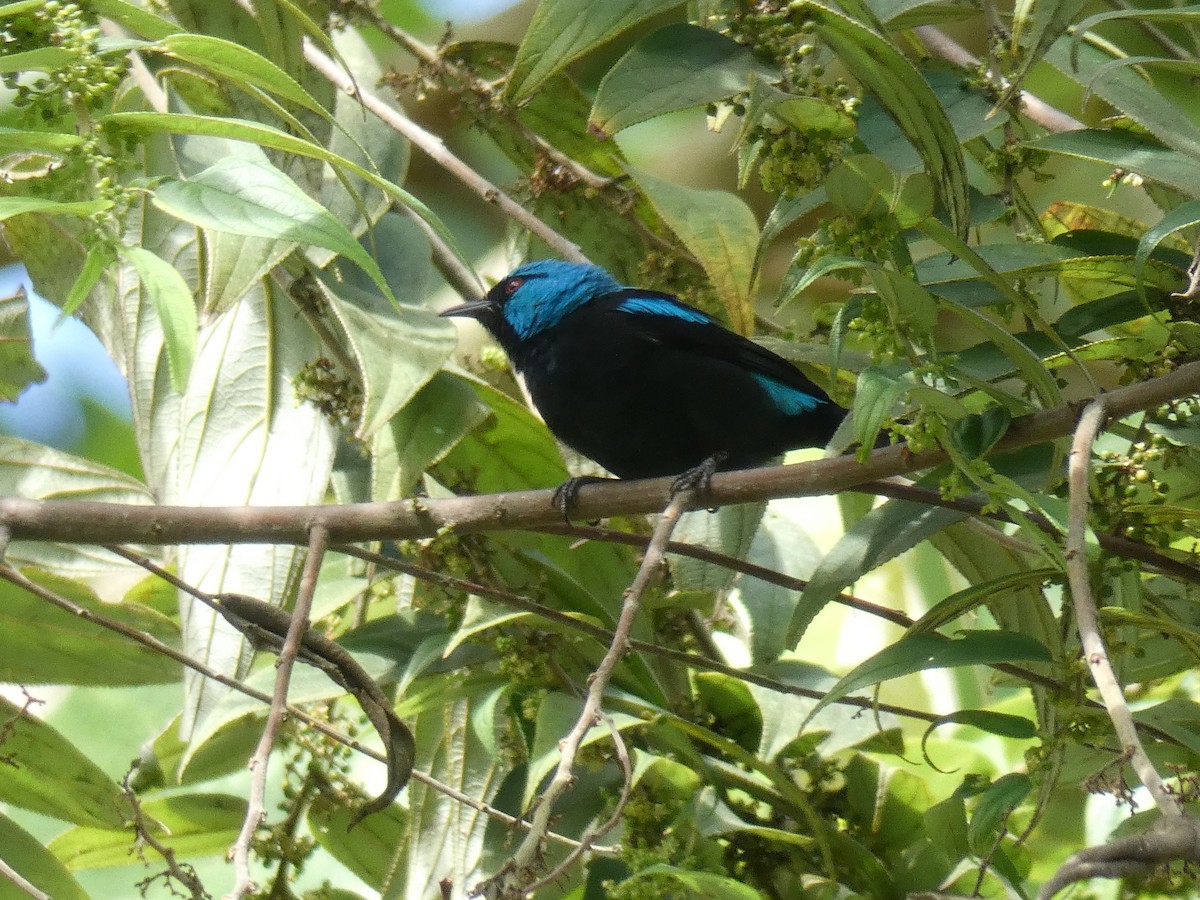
[
  {"xmin": 486, "ymin": 490, "xmax": 692, "ymax": 897},
  {"xmin": 1064, "ymin": 400, "xmax": 1179, "ymax": 815},
  {"xmin": 298, "ymin": 38, "xmax": 587, "ymax": 264},
  {"xmin": 0, "ymin": 557, "xmax": 601, "ymax": 854},
  {"xmin": 914, "ymin": 26, "xmax": 1085, "ymax": 132},
  {"xmin": 229, "ymin": 524, "xmax": 329, "ymax": 898},
  {"xmin": 0, "ymin": 858, "xmax": 49, "ymax": 900}
]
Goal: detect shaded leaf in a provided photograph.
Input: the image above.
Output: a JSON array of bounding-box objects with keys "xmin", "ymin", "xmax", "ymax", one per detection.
[
  {"xmin": 591, "ymin": 24, "xmax": 776, "ymax": 135},
  {"xmin": 628, "ymin": 166, "xmax": 759, "ymax": 334},
  {"xmin": 0, "ymin": 286, "xmax": 46, "ymax": 401},
  {"xmin": 0, "ymin": 695, "xmax": 129, "ymax": 827}
]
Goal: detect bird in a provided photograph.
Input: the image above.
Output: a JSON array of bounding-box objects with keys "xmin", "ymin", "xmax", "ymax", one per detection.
[{"xmin": 439, "ymin": 260, "xmax": 848, "ymax": 504}]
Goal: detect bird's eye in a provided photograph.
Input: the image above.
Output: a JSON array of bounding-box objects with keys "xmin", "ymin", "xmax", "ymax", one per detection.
[{"xmin": 504, "ymin": 277, "xmax": 524, "ymax": 296}]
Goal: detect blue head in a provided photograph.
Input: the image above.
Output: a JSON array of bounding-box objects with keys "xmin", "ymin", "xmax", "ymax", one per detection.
[{"xmin": 439, "ymin": 261, "xmax": 621, "ymax": 352}]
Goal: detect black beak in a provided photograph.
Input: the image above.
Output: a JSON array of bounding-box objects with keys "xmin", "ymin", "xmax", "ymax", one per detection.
[{"xmin": 439, "ymin": 299, "xmax": 496, "ymax": 320}]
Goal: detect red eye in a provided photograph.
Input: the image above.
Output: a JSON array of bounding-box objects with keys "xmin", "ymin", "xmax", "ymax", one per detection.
[{"xmin": 504, "ymin": 277, "xmax": 524, "ymax": 296}]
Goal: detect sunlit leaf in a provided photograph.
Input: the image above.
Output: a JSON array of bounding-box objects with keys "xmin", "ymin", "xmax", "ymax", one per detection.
[{"xmin": 506, "ymin": 0, "xmax": 687, "ymax": 102}]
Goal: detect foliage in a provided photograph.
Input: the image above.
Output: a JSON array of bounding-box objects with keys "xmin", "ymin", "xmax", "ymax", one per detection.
[{"xmin": 1, "ymin": 0, "xmax": 1200, "ymax": 898}]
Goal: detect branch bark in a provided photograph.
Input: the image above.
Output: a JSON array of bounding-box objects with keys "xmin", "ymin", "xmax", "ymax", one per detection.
[{"xmin": 3, "ymin": 360, "xmax": 1199, "ymax": 546}]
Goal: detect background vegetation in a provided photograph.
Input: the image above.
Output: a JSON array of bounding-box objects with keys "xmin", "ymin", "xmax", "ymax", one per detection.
[{"xmin": 2, "ymin": 0, "xmax": 1200, "ymax": 897}]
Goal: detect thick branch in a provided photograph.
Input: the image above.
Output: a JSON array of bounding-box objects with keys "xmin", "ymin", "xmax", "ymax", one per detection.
[{"xmin": 4, "ymin": 360, "xmax": 1198, "ymax": 545}]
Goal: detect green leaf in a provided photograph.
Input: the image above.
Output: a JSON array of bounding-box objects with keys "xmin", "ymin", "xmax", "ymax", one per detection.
[
  {"xmin": 88, "ymin": 0, "xmax": 181, "ymax": 39},
  {"xmin": 851, "ymin": 366, "xmax": 909, "ymax": 452},
  {"xmin": 1136, "ymin": 200, "xmax": 1200, "ymax": 302},
  {"xmin": 1028, "ymin": 129, "xmax": 1200, "ymax": 198},
  {"xmin": 0, "ymin": 568, "xmax": 180, "ymax": 686},
  {"xmin": 628, "ymin": 166, "xmax": 759, "ymax": 334},
  {"xmin": 119, "ymin": 245, "xmax": 197, "ymax": 393},
  {"xmin": 0, "ymin": 695, "xmax": 129, "ymax": 827},
  {"xmin": 155, "ymin": 34, "xmax": 328, "ymax": 116},
  {"xmin": 0, "ymin": 286, "xmax": 46, "ymax": 401},
  {"xmin": 0, "ymin": 196, "xmax": 110, "ymax": 220},
  {"xmin": 906, "ymin": 569, "xmax": 1059, "ymax": 635},
  {"xmin": 825, "ymin": 154, "xmax": 894, "ymax": 220},
  {"xmin": 0, "ymin": 46, "xmax": 76, "ymax": 74},
  {"xmin": 1044, "ymin": 40, "xmax": 1200, "ymax": 165},
  {"xmin": 921, "ymin": 711, "xmax": 1037, "ymax": 768},
  {"xmin": 371, "ymin": 371, "xmax": 488, "ymax": 500},
  {"xmin": 320, "ymin": 283, "xmax": 455, "ymax": 442},
  {"xmin": 436, "ymin": 381, "xmax": 568, "ymax": 495},
  {"xmin": 154, "ymin": 157, "xmax": 395, "ymax": 306},
  {"xmin": 0, "ymin": 436, "xmax": 154, "ymax": 574},
  {"xmin": 0, "ymin": 812, "xmax": 88, "ymax": 900},
  {"xmin": 626, "ymin": 865, "xmax": 765, "ymax": 899},
  {"xmin": 506, "ymin": 0, "xmax": 687, "ymax": 103},
  {"xmin": 590, "ymin": 24, "xmax": 776, "ymax": 136},
  {"xmin": 310, "ymin": 800, "xmax": 408, "ymax": 891},
  {"xmin": 524, "ymin": 692, "xmax": 647, "ymax": 809},
  {"xmin": 967, "ymin": 773, "xmax": 1032, "ymax": 853},
  {"xmin": 49, "ymin": 794, "xmax": 246, "ymax": 868},
  {"xmin": 100, "ymin": 112, "xmax": 471, "ymax": 272},
  {"xmin": 951, "ymin": 404, "xmax": 1012, "ymax": 459},
  {"xmin": 804, "ymin": 632, "xmax": 1052, "ymax": 726},
  {"xmin": 789, "ymin": 496, "xmax": 971, "ymax": 644},
  {"xmin": 796, "ymin": 0, "xmax": 970, "ymax": 235}
]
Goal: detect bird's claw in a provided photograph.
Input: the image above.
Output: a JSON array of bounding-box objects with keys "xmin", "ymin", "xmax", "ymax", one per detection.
[
  {"xmin": 552, "ymin": 475, "xmax": 608, "ymax": 521},
  {"xmin": 669, "ymin": 452, "xmax": 728, "ymax": 506}
]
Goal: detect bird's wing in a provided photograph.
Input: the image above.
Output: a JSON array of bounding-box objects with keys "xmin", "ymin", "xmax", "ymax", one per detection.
[{"xmin": 594, "ymin": 290, "xmax": 828, "ymax": 395}]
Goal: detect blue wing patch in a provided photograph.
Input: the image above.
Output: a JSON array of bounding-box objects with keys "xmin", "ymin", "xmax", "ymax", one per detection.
[
  {"xmin": 617, "ymin": 296, "xmax": 712, "ymax": 324},
  {"xmin": 753, "ymin": 374, "xmax": 826, "ymax": 414}
]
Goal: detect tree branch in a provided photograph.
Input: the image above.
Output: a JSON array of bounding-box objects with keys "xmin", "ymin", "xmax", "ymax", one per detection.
[
  {"xmin": 4, "ymin": 360, "xmax": 1198, "ymax": 546},
  {"xmin": 1037, "ymin": 399, "xmax": 1200, "ymax": 898}
]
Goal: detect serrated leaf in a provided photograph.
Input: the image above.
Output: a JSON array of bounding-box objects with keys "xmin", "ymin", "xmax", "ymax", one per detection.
[
  {"xmin": 310, "ymin": 799, "xmax": 408, "ymax": 890},
  {"xmin": 796, "ymin": 0, "xmax": 970, "ymax": 236},
  {"xmin": 629, "ymin": 166, "xmax": 759, "ymax": 334},
  {"xmin": 1136, "ymin": 200, "xmax": 1200, "ymax": 302},
  {"xmin": 506, "ymin": 0, "xmax": 687, "ymax": 103},
  {"xmin": 372, "ymin": 371, "xmax": 488, "ymax": 500},
  {"xmin": 0, "ymin": 436, "xmax": 154, "ymax": 575},
  {"xmin": 0, "ymin": 695, "xmax": 129, "ymax": 827},
  {"xmin": 804, "ymin": 632, "xmax": 1051, "ymax": 726},
  {"xmin": 100, "ymin": 112, "xmax": 471, "ymax": 272},
  {"xmin": 790, "ymin": 495, "xmax": 969, "ymax": 644},
  {"xmin": 922, "ymin": 711, "xmax": 1037, "ymax": 769},
  {"xmin": 0, "ymin": 196, "xmax": 110, "ymax": 220},
  {"xmin": 1028, "ymin": 129, "xmax": 1200, "ymax": 198},
  {"xmin": 591, "ymin": 24, "xmax": 777, "ymax": 136}
]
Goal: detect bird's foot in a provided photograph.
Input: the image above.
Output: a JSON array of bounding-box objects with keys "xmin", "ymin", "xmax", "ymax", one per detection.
[
  {"xmin": 552, "ymin": 475, "xmax": 610, "ymax": 521},
  {"xmin": 669, "ymin": 452, "xmax": 729, "ymax": 507}
]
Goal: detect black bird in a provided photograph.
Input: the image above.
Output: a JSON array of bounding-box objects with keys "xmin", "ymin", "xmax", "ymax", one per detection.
[{"xmin": 439, "ymin": 260, "xmax": 847, "ymax": 495}]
